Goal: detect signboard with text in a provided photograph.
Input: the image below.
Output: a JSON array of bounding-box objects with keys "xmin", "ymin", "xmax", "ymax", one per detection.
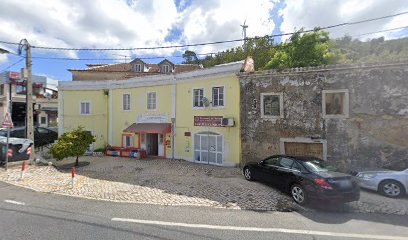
[{"xmin": 194, "ymin": 116, "xmax": 223, "ymax": 127}]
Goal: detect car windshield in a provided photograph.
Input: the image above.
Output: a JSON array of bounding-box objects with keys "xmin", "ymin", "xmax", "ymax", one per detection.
[
  {"xmin": 0, "ymin": 131, "xmax": 7, "ymax": 137},
  {"xmin": 303, "ymin": 159, "xmax": 337, "ymax": 172}
]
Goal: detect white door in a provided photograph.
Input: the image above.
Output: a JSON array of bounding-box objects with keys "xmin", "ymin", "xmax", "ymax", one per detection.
[{"xmin": 194, "ymin": 132, "xmax": 223, "ymax": 165}]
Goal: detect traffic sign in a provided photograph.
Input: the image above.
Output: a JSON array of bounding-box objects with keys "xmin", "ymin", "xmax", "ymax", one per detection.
[{"xmin": 2, "ymin": 112, "xmax": 14, "ymax": 128}]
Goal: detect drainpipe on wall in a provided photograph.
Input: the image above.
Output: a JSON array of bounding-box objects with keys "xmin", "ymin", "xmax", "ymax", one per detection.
[{"xmin": 171, "ymin": 75, "xmax": 176, "ymax": 160}]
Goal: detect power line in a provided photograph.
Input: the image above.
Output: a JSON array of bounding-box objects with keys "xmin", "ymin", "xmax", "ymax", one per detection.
[
  {"xmin": 1, "ymin": 11, "xmax": 406, "ymax": 52},
  {"xmin": 0, "ymin": 57, "xmax": 24, "ymax": 72},
  {"xmin": 351, "ymin": 25, "xmax": 408, "ymax": 37},
  {"xmin": 27, "ymin": 25, "xmax": 408, "ymax": 62}
]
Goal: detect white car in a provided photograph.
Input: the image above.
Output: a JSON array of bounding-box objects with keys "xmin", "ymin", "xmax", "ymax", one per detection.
[{"xmin": 356, "ymin": 168, "xmax": 408, "ymax": 198}]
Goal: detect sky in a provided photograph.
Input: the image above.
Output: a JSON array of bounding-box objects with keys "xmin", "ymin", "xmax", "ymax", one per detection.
[{"xmin": 0, "ymin": 0, "xmax": 408, "ymax": 81}]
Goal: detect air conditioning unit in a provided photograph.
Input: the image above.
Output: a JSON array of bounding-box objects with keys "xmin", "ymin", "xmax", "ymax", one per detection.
[{"xmin": 222, "ymin": 118, "xmax": 235, "ymax": 127}]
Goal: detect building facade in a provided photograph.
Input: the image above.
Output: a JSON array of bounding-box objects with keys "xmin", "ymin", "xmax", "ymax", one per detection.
[
  {"xmin": 0, "ymin": 71, "xmax": 58, "ymax": 128},
  {"xmin": 239, "ymin": 61, "xmax": 408, "ymax": 171},
  {"xmin": 59, "ymin": 62, "xmax": 242, "ymax": 166}
]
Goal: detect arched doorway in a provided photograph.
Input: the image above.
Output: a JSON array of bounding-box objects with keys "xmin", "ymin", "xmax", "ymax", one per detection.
[{"xmin": 193, "ymin": 131, "xmax": 223, "ymax": 165}]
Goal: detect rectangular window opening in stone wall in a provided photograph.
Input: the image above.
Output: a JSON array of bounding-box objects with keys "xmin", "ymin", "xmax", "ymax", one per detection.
[
  {"xmin": 261, "ymin": 92, "xmax": 283, "ymax": 119},
  {"xmin": 322, "ymin": 89, "xmax": 349, "ymax": 118}
]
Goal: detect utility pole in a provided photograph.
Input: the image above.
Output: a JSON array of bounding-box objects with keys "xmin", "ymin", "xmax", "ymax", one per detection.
[{"xmin": 19, "ymin": 39, "xmax": 35, "ymax": 161}]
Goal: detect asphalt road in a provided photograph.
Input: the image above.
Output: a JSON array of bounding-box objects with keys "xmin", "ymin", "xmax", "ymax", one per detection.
[{"xmin": 0, "ymin": 181, "xmax": 407, "ymax": 240}]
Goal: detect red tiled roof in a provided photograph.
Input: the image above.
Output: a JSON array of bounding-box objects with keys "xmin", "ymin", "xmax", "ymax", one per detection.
[{"xmin": 68, "ymin": 62, "xmax": 201, "ymax": 74}]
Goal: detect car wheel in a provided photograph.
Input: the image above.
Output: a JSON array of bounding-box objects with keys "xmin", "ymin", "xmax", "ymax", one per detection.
[
  {"xmin": 243, "ymin": 167, "xmax": 253, "ymax": 181},
  {"xmin": 379, "ymin": 180, "xmax": 405, "ymax": 198},
  {"xmin": 290, "ymin": 184, "xmax": 307, "ymax": 205}
]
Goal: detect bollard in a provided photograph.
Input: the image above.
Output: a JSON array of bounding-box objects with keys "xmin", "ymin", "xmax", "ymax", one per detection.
[
  {"xmin": 20, "ymin": 161, "xmax": 27, "ymax": 180},
  {"xmin": 71, "ymin": 167, "xmax": 76, "ymax": 189}
]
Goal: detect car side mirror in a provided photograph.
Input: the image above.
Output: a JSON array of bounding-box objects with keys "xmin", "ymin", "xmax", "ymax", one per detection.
[{"xmin": 259, "ymin": 160, "xmax": 264, "ymax": 165}]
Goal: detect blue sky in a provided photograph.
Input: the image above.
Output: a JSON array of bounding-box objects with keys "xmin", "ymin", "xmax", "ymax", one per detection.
[{"xmin": 0, "ymin": 0, "xmax": 407, "ymax": 81}]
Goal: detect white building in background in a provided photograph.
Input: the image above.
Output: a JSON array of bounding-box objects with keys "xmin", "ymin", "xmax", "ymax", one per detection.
[{"xmin": 0, "ymin": 71, "xmax": 58, "ymax": 128}]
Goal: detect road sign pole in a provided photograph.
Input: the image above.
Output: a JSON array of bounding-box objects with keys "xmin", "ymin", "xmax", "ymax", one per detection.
[{"xmin": 5, "ymin": 126, "xmax": 10, "ymax": 171}]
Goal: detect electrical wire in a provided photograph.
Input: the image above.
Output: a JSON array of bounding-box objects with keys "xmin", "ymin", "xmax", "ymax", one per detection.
[
  {"xmin": 0, "ymin": 57, "xmax": 24, "ymax": 73},
  {"xmin": 1, "ymin": 11, "xmax": 407, "ymax": 51},
  {"xmin": 351, "ymin": 25, "xmax": 408, "ymax": 37}
]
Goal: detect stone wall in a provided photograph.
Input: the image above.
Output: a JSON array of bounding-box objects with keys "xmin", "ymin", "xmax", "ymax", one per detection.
[{"xmin": 239, "ymin": 61, "xmax": 408, "ymax": 171}]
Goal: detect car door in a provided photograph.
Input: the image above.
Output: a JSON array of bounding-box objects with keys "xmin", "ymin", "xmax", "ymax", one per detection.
[
  {"xmin": 258, "ymin": 156, "xmax": 281, "ymax": 184},
  {"xmin": 274, "ymin": 157, "xmax": 299, "ymax": 188}
]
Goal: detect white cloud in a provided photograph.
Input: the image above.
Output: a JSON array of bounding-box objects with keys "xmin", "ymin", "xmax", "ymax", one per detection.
[
  {"xmin": 177, "ymin": 0, "xmax": 276, "ymax": 53},
  {"xmin": 280, "ymin": 0, "xmax": 408, "ymax": 41},
  {"xmin": 0, "ymin": 0, "xmax": 179, "ymax": 58}
]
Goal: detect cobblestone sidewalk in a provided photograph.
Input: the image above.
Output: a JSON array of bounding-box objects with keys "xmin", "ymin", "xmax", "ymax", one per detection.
[{"xmin": 0, "ymin": 156, "xmax": 407, "ymax": 215}]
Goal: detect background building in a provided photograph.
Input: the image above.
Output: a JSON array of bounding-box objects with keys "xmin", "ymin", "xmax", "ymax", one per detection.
[{"xmin": 0, "ymin": 71, "xmax": 58, "ymax": 128}]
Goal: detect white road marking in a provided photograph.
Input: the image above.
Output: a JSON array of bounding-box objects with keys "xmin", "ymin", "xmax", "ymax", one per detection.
[
  {"xmin": 4, "ymin": 200, "xmax": 26, "ymax": 206},
  {"xmin": 111, "ymin": 218, "xmax": 406, "ymax": 240}
]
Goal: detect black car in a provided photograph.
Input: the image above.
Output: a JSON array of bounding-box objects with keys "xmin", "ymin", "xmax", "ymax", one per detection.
[
  {"xmin": 243, "ymin": 155, "xmax": 360, "ymax": 205},
  {"xmin": 0, "ymin": 127, "xmax": 58, "ymax": 148}
]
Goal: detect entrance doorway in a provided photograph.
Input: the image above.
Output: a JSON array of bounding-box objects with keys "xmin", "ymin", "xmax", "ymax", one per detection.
[
  {"xmin": 146, "ymin": 133, "xmax": 158, "ymax": 156},
  {"xmin": 193, "ymin": 132, "xmax": 223, "ymax": 165}
]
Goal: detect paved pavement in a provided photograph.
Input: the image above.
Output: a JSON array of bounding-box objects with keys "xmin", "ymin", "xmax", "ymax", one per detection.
[{"xmin": 0, "ymin": 156, "xmax": 407, "ymax": 215}]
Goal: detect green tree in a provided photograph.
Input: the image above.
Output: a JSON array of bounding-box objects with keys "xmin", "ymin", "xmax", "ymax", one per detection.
[
  {"xmin": 50, "ymin": 126, "xmax": 96, "ymax": 167},
  {"xmin": 182, "ymin": 50, "xmax": 199, "ymax": 64},
  {"xmin": 264, "ymin": 28, "xmax": 347, "ymax": 70}
]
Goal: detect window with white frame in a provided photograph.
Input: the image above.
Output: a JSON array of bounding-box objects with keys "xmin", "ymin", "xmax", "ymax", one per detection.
[
  {"xmin": 193, "ymin": 88, "xmax": 204, "ymax": 108},
  {"xmin": 147, "ymin": 92, "xmax": 157, "ymax": 110},
  {"xmin": 322, "ymin": 89, "xmax": 349, "ymax": 118},
  {"xmin": 261, "ymin": 93, "xmax": 283, "ymax": 118},
  {"xmin": 123, "ymin": 135, "xmax": 133, "ymax": 148},
  {"xmin": 212, "ymin": 86, "xmax": 224, "ymax": 107},
  {"xmin": 80, "ymin": 102, "xmax": 91, "ymax": 115},
  {"xmin": 133, "ymin": 64, "xmax": 142, "ymax": 72},
  {"xmin": 123, "ymin": 93, "xmax": 131, "ymax": 111},
  {"xmin": 161, "ymin": 64, "xmax": 171, "ymax": 73}
]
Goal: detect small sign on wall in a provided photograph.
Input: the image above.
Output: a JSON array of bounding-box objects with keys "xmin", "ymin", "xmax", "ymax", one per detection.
[
  {"xmin": 194, "ymin": 116, "xmax": 223, "ymax": 127},
  {"xmin": 184, "ymin": 132, "xmax": 191, "ymax": 136}
]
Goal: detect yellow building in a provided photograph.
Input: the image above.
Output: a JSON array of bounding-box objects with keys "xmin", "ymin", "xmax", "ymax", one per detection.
[{"xmin": 59, "ymin": 62, "xmax": 242, "ymax": 166}]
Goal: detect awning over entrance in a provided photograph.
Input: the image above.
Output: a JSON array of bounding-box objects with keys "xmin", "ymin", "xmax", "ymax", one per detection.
[{"xmin": 123, "ymin": 123, "xmax": 171, "ymax": 134}]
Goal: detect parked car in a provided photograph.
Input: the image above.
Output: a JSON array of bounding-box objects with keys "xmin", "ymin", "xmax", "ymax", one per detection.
[
  {"xmin": 243, "ymin": 155, "xmax": 360, "ymax": 205},
  {"xmin": 354, "ymin": 168, "xmax": 408, "ymax": 198},
  {"xmin": 0, "ymin": 136, "xmax": 33, "ymax": 163},
  {"xmin": 0, "ymin": 127, "xmax": 58, "ymax": 148}
]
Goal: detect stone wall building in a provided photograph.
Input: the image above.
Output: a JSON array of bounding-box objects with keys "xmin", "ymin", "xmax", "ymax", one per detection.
[{"xmin": 239, "ymin": 61, "xmax": 408, "ymax": 171}]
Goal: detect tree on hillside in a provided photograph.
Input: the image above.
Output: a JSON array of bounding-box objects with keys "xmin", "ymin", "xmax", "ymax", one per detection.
[
  {"xmin": 50, "ymin": 126, "xmax": 96, "ymax": 167},
  {"xmin": 264, "ymin": 28, "xmax": 348, "ymax": 70}
]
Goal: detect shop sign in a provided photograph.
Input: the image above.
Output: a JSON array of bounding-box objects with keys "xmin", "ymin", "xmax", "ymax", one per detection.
[
  {"xmin": 8, "ymin": 71, "xmax": 20, "ymax": 80},
  {"xmin": 137, "ymin": 113, "xmax": 168, "ymax": 123},
  {"xmin": 194, "ymin": 116, "xmax": 223, "ymax": 127}
]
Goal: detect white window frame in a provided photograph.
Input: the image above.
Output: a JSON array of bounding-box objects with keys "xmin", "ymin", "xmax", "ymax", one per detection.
[
  {"xmin": 193, "ymin": 131, "xmax": 224, "ymax": 165},
  {"xmin": 192, "ymin": 87, "xmax": 205, "ymax": 109},
  {"xmin": 80, "ymin": 101, "xmax": 91, "ymax": 115},
  {"xmin": 322, "ymin": 89, "xmax": 349, "ymax": 119},
  {"xmin": 211, "ymin": 85, "xmax": 225, "ymax": 108},
  {"xmin": 161, "ymin": 64, "xmax": 171, "ymax": 73},
  {"xmin": 261, "ymin": 92, "xmax": 283, "ymax": 119},
  {"xmin": 133, "ymin": 63, "xmax": 142, "ymax": 72},
  {"xmin": 146, "ymin": 91, "xmax": 157, "ymax": 111},
  {"xmin": 123, "ymin": 135, "xmax": 134, "ymax": 148},
  {"xmin": 122, "ymin": 93, "xmax": 131, "ymax": 111}
]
